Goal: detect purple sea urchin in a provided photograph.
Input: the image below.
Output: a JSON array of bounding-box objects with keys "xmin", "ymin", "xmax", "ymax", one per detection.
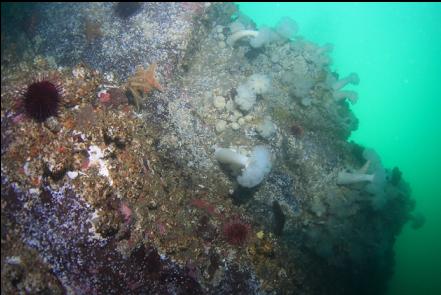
[{"xmin": 23, "ymin": 80, "xmax": 62, "ymax": 122}]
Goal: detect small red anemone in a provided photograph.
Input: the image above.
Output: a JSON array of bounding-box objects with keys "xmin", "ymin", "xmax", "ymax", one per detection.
[{"xmin": 223, "ymin": 219, "xmax": 251, "ymax": 246}]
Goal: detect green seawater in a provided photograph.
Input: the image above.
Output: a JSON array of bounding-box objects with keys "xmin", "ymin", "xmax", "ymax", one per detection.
[{"xmin": 237, "ymin": 3, "xmax": 441, "ymax": 295}]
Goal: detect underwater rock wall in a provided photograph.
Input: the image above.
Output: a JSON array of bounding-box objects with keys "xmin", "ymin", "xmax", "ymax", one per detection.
[
  {"xmin": 2, "ymin": 2, "xmax": 199, "ymax": 79},
  {"xmin": 1, "ymin": 3, "xmax": 417, "ymax": 294}
]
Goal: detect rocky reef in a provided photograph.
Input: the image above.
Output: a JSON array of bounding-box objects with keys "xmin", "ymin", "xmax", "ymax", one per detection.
[{"xmin": 1, "ymin": 3, "xmax": 418, "ymax": 294}]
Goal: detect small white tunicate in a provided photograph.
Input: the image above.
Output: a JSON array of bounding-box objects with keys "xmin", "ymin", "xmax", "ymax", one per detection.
[
  {"xmin": 72, "ymin": 67, "xmax": 86, "ymax": 79},
  {"xmin": 23, "ymin": 162, "xmax": 31, "ymax": 176},
  {"xmin": 233, "ymin": 111, "xmax": 242, "ymax": 119},
  {"xmin": 215, "ymin": 120, "xmax": 227, "ymax": 133},
  {"xmin": 256, "ymin": 117, "xmax": 276, "ymax": 139},
  {"xmin": 104, "ymin": 72, "xmax": 115, "ymax": 82},
  {"xmin": 29, "ymin": 188, "xmax": 40, "ymax": 196},
  {"xmin": 5, "ymin": 256, "xmax": 22, "ymax": 265},
  {"xmin": 213, "ymin": 96, "xmax": 226, "ymax": 110},
  {"xmin": 67, "ymin": 171, "xmax": 79, "ymax": 179},
  {"xmin": 244, "ymin": 114, "xmax": 253, "ymax": 122},
  {"xmin": 225, "ymin": 100, "xmax": 235, "ymax": 112},
  {"xmin": 271, "ymin": 54, "xmax": 280, "ymax": 64}
]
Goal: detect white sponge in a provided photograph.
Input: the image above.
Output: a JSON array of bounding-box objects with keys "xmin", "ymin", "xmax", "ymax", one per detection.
[
  {"xmin": 246, "ymin": 74, "xmax": 271, "ymax": 95},
  {"xmin": 215, "ymin": 146, "xmax": 272, "ymax": 188},
  {"xmin": 234, "ymin": 74, "xmax": 271, "ymax": 113},
  {"xmin": 237, "ymin": 146, "xmax": 272, "ymax": 188},
  {"xmin": 235, "ymin": 84, "xmax": 256, "ymax": 112},
  {"xmin": 275, "ymin": 17, "xmax": 298, "ymax": 39},
  {"xmin": 214, "ymin": 147, "xmax": 248, "ymax": 171}
]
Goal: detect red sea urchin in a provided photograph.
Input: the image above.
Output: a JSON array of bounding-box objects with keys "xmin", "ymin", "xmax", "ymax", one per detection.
[
  {"xmin": 23, "ymin": 79, "xmax": 63, "ymax": 122},
  {"xmin": 223, "ymin": 219, "xmax": 251, "ymax": 246}
]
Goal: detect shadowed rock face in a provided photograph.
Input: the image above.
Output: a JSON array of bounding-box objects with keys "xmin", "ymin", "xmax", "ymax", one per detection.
[
  {"xmin": 14, "ymin": 2, "xmax": 207, "ymax": 80},
  {"xmin": 2, "ymin": 178, "xmax": 259, "ymax": 294},
  {"xmin": 2, "ymin": 181, "xmax": 202, "ymax": 294}
]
